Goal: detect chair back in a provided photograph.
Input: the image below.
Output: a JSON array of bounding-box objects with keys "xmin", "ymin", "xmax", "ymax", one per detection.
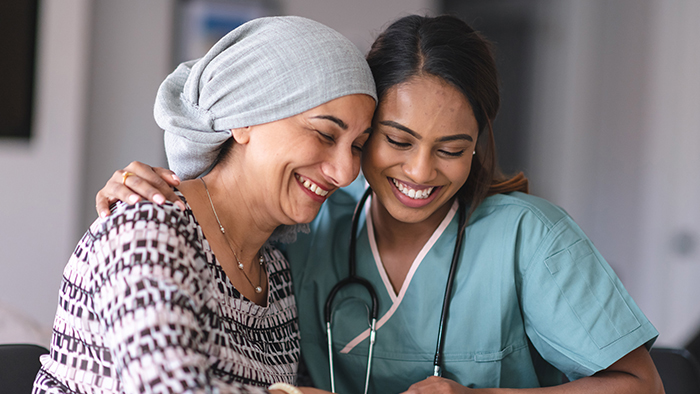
[
  {"xmin": 650, "ymin": 347, "xmax": 700, "ymax": 394},
  {"xmin": 0, "ymin": 343, "xmax": 49, "ymax": 394}
]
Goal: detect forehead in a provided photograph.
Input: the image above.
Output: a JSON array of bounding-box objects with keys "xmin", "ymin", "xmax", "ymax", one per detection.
[
  {"xmin": 377, "ymin": 75, "xmax": 478, "ymax": 138},
  {"xmin": 303, "ymin": 94, "xmax": 374, "ymax": 124}
]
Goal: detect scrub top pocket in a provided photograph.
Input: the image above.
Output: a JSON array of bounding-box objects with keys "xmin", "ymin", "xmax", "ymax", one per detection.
[{"xmin": 544, "ymin": 240, "xmax": 640, "ymax": 349}]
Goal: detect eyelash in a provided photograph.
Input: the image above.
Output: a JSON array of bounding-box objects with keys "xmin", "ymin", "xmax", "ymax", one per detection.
[
  {"xmin": 386, "ymin": 135, "xmax": 465, "ymax": 157},
  {"xmin": 317, "ymin": 131, "xmax": 335, "ymax": 143},
  {"xmin": 318, "ymin": 130, "xmax": 365, "ymax": 154},
  {"xmin": 440, "ymin": 150, "xmax": 465, "ymax": 157},
  {"xmin": 386, "ymin": 135, "xmax": 410, "ymax": 148}
]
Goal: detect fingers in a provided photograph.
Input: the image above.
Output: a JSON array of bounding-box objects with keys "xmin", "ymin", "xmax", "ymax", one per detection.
[
  {"xmin": 121, "ymin": 162, "xmax": 185, "ymax": 209},
  {"xmin": 153, "ymin": 166, "xmax": 181, "ymax": 187},
  {"xmin": 95, "ymin": 161, "xmax": 185, "ymax": 218}
]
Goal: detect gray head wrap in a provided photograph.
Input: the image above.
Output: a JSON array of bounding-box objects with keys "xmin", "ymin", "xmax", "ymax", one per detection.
[{"xmin": 154, "ymin": 15, "xmax": 377, "ymax": 180}]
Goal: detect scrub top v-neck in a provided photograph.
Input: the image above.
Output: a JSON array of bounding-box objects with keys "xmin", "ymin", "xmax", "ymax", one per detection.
[{"xmin": 285, "ymin": 184, "xmax": 658, "ymax": 393}]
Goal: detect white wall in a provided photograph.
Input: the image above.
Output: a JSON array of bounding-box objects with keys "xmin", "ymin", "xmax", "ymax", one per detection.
[
  {"xmin": 528, "ymin": 0, "xmax": 700, "ymax": 346},
  {"xmin": 528, "ymin": 0, "xmax": 652, "ymax": 285},
  {"xmin": 639, "ymin": 0, "xmax": 700, "ymax": 346},
  {"xmin": 80, "ymin": 1, "xmax": 174, "ymax": 231},
  {"xmin": 0, "ymin": 0, "xmax": 91, "ymax": 345},
  {"xmin": 284, "ymin": 0, "xmax": 436, "ymax": 53}
]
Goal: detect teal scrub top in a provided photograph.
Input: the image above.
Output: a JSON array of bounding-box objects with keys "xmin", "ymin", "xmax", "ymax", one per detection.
[{"xmin": 285, "ymin": 185, "xmax": 658, "ymax": 393}]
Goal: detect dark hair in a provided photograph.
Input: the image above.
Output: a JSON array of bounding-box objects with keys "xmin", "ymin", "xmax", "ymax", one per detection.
[{"xmin": 366, "ymin": 14, "xmax": 528, "ymax": 220}]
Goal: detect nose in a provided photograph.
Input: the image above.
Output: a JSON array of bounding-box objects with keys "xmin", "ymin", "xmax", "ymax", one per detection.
[
  {"xmin": 402, "ymin": 147, "xmax": 437, "ymax": 184},
  {"xmin": 322, "ymin": 146, "xmax": 360, "ymax": 187}
]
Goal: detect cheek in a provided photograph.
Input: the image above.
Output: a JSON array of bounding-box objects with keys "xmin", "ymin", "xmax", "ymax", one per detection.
[
  {"xmin": 361, "ymin": 144, "xmax": 389, "ymax": 178},
  {"xmin": 350, "ymin": 155, "xmax": 362, "ymax": 178},
  {"xmin": 448, "ymin": 160, "xmax": 473, "ymax": 189}
]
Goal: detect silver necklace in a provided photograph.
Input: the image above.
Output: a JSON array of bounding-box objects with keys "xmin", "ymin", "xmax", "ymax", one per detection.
[{"xmin": 201, "ymin": 178, "xmax": 265, "ymax": 294}]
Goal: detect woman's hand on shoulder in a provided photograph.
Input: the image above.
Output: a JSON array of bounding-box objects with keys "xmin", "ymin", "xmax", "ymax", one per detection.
[{"xmin": 96, "ymin": 161, "xmax": 185, "ymax": 218}]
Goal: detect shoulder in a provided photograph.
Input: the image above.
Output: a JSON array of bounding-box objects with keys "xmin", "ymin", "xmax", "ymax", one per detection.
[
  {"xmin": 473, "ymin": 191, "xmax": 570, "ymax": 231},
  {"xmin": 94, "ymin": 197, "xmax": 193, "ymax": 238},
  {"xmin": 84, "ymin": 198, "xmax": 201, "ymax": 270},
  {"xmin": 86, "ymin": 199, "xmax": 210, "ymax": 295},
  {"xmin": 467, "ymin": 192, "xmax": 594, "ymax": 274}
]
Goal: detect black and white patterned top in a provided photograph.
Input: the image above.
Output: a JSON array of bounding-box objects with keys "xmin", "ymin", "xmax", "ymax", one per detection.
[{"xmin": 33, "ymin": 194, "xmax": 299, "ymax": 393}]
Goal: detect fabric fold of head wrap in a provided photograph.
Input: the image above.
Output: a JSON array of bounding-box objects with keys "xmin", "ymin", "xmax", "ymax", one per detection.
[{"xmin": 155, "ymin": 16, "xmax": 377, "ymax": 180}]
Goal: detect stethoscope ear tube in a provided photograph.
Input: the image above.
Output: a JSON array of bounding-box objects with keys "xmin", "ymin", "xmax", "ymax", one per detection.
[
  {"xmin": 325, "ymin": 187, "xmax": 379, "ymax": 394},
  {"xmin": 432, "ymin": 201, "xmax": 467, "ymax": 376}
]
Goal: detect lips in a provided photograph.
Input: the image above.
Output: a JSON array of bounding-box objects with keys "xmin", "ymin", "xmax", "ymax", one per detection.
[
  {"xmin": 388, "ymin": 177, "xmax": 442, "ymax": 209},
  {"xmin": 295, "ymin": 174, "xmax": 329, "ymax": 197},
  {"xmin": 392, "ymin": 178, "xmax": 435, "ymax": 199}
]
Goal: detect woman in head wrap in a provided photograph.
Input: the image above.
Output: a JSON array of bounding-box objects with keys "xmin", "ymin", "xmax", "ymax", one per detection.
[
  {"xmin": 34, "ymin": 16, "xmax": 375, "ymax": 394},
  {"xmin": 96, "ymin": 14, "xmax": 662, "ymax": 394}
]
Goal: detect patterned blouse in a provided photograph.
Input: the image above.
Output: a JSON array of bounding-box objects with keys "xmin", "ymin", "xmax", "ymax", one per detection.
[{"xmin": 33, "ymin": 194, "xmax": 299, "ymax": 393}]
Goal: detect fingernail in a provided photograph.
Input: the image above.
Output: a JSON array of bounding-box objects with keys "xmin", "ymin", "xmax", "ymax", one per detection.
[
  {"xmin": 172, "ymin": 174, "xmax": 181, "ymax": 183},
  {"xmin": 128, "ymin": 194, "xmax": 140, "ymax": 204},
  {"xmin": 100, "ymin": 211, "xmax": 108, "ymax": 218},
  {"xmin": 153, "ymin": 194, "xmax": 165, "ymax": 204},
  {"xmin": 176, "ymin": 201, "xmax": 186, "ymax": 211}
]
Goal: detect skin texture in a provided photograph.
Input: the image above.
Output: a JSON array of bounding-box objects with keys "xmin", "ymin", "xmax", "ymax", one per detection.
[
  {"xmin": 94, "ymin": 78, "xmax": 663, "ymax": 394},
  {"xmin": 176, "ymin": 93, "xmax": 374, "ymax": 306},
  {"xmin": 363, "ymin": 75, "xmax": 478, "ymax": 293}
]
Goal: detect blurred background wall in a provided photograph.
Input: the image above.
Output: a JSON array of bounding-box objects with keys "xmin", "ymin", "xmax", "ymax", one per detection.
[{"xmin": 0, "ymin": 0, "xmax": 698, "ymax": 352}]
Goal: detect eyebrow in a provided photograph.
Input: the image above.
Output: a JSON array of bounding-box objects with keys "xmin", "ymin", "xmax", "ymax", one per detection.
[
  {"xmin": 437, "ymin": 134, "xmax": 473, "ymax": 142},
  {"xmin": 379, "ymin": 120, "xmax": 420, "ymax": 139},
  {"xmin": 379, "ymin": 120, "xmax": 474, "ymax": 142},
  {"xmin": 312, "ymin": 115, "xmax": 347, "ymax": 130}
]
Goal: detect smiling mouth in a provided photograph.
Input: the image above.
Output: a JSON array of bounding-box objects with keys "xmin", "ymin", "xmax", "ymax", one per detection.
[
  {"xmin": 295, "ymin": 174, "xmax": 329, "ymax": 197},
  {"xmin": 392, "ymin": 178, "xmax": 435, "ymax": 200}
]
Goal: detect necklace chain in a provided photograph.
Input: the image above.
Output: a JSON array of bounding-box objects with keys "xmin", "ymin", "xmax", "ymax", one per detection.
[{"xmin": 201, "ymin": 178, "xmax": 265, "ymax": 294}]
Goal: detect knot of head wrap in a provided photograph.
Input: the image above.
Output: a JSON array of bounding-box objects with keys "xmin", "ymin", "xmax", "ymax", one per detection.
[{"xmin": 154, "ymin": 16, "xmax": 377, "ymax": 180}]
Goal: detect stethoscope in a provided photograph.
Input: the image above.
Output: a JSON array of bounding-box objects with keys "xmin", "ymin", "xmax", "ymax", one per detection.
[{"xmin": 324, "ymin": 187, "xmax": 468, "ymax": 394}]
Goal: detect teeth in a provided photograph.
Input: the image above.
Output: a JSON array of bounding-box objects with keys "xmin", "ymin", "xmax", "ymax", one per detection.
[
  {"xmin": 297, "ymin": 174, "xmax": 329, "ymax": 197},
  {"xmin": 392, "ymin": 178, "xmax": 434, "ymax": 200}
]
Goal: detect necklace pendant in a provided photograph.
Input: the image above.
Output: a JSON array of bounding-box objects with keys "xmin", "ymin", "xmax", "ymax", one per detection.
[
  {"xmin": 237, "ymin": 262, "xmax": 244, "ymax": 270},
  {"xmin": 255, "ymin": 286, "xmax": 263, "ymax": 293}
]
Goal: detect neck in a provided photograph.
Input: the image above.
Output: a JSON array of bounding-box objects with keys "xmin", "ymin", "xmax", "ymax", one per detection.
[
  {"xmin": 179, "ymin": 170, "xmax": 277, "ymax": 263},
  {"xmin": 370, "ymin": 195, "xmax": 454, "ymax": 249}
]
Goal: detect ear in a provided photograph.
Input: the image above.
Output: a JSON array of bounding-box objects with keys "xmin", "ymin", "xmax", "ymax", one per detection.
[{"xmin": 230, "ymin": 126, "xmax": 251, "ymax": 145}]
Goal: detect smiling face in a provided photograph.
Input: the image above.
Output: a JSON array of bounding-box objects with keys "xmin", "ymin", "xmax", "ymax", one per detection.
[
  {"xmin": 362, "ymin": 75, "xmax": 479, "ymax": 225},
  {"xmin": 239, "ymin": 93, "xmax": 375, "ymax": 226}
]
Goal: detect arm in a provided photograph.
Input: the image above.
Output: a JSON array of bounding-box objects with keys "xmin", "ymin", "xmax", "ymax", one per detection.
[
  {"xmin": 405, "ymin": 201, "xmax": 664, "ymax": 394},
  {"xmin": 95, "ymin": 161, "xmax": 184, "ymax": 217},
  {"xmin": 402, "ymin": 346, "xmax": 663, "ymax": 393}
]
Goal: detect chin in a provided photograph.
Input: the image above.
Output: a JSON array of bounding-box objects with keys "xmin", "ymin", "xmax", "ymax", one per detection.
[{"xmin": 289, "ymin": 208, "xmax": 323, "ymax": 225}]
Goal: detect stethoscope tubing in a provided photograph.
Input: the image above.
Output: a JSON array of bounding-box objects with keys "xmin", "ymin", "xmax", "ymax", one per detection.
[
  {"xmin": 325, "ymin": 187, "xmax": 466, "ymax": 391},
  {"xmin": 325, "ymin": 188, "xmax": 378, "ymax": 394},
  {"xmin": 432, "ymin": 204, "xmax": 467, "ymax": 376}
]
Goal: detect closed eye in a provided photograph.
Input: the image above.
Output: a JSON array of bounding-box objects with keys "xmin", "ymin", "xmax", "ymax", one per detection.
[
  {"xmin": 386, "ymin": 135, "xmax": 411, "ymax": 148},
  {"xmin": 317, "ymin": 130, "xmax": 335, "ymax": 143},
  {"xmin": 439, "ymin": 149, "xmax": 466, "ymax": 157}
]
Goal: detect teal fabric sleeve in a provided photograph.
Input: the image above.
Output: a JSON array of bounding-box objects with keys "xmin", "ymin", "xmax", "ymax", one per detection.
[{"xmin": 514, "ymin": 196, "xmax": 658, "ymax": 380}]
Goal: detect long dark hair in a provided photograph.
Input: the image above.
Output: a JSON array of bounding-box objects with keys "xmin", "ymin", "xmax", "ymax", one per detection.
[{"xmin": 366, "ymin": 15, "xmax": 528, "ymax": 219}]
